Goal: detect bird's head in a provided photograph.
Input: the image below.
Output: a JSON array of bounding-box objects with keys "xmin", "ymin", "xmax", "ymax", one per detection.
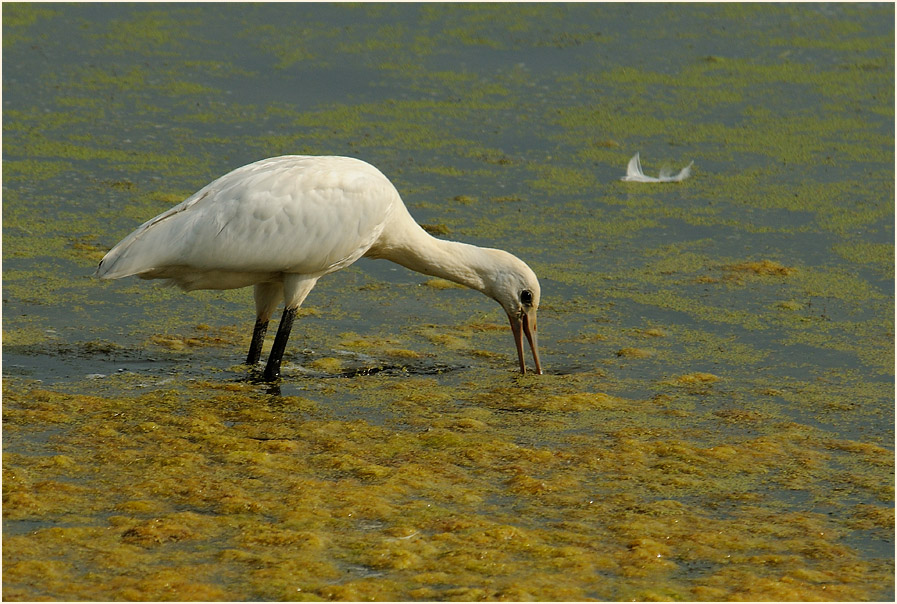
[{"xmin": 481, "ymin": 251, "xmax": 543, "ymax": 375}]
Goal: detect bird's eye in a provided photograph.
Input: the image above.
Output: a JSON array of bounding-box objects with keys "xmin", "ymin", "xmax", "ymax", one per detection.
[{"xmin": 520, "ymin": 289, "xmax": 533, "ymax": 306}]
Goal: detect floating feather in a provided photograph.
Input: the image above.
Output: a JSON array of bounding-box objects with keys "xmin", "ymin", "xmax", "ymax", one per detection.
[{"xmin": 621, "ymin": 152, "xmax": 693, "ymax": 182}]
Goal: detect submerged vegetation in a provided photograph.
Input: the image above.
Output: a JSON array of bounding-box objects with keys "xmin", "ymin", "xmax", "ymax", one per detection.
[{"xmin": 3, "ymin": 376, "xmax": 893, "ymax": 601}]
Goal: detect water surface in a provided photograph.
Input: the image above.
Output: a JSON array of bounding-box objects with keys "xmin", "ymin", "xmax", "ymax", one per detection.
[{"xmin": 3, "ymin": 3, "xmax": 893, "ymax": 601}]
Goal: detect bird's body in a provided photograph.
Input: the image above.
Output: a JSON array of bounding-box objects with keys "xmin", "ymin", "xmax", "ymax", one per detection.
[
  {"xmin": 97, "ymin": 155, "xmax": 542, "ymax": 380},
  {"xmin": 98, "ymin": 156, "xmax": 395, "ymax": 290}
]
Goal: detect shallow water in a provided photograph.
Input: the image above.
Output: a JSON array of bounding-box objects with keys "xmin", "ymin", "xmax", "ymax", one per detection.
[{"xmin": 3, "ymin": 3, "xmax": 894, "ymax": 601}]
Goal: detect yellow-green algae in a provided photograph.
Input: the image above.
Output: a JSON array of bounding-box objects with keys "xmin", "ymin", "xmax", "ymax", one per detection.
[{"xmin": 3, "ymin": 377, "xmax": 893, "ymax": 601}]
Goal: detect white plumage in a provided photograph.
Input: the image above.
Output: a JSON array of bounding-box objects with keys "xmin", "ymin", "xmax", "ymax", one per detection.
[
  {"xmin": 621, "ymin": 152, "xmax": 693, "ymax": 183},
  {"xmin": 97, "ymin": 156, "xmax": 542, "ymax": 380}
]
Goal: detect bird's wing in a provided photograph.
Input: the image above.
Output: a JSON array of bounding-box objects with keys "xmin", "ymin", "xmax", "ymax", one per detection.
[{"xmin": 97, "ymin": 156, "xmax": 398, "ymax": 281}]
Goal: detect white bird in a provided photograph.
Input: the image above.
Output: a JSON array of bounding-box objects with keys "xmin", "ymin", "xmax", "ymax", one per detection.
[{"xmin": 96, "ymin": 155, "xmax": 542, "ymax": 380}]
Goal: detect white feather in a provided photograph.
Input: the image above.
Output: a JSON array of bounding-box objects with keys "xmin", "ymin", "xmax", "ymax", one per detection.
[{"xmin": 621, "ymin": 152, "xmax": 693, "ymax": 183}]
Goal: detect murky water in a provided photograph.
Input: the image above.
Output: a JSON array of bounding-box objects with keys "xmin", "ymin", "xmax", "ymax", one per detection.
[{"xmin": 3, "ymin": 3, "xmax": 893, "ymax": 601}]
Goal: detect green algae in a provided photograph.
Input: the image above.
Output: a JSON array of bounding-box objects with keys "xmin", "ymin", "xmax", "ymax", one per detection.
[
  {"xmin": 3, "ymin": 377, "xmax": 893, "ymax": 601},
  {"xmin": 1, "ymin": 4, "xmax": 57, "ymax": 48}
]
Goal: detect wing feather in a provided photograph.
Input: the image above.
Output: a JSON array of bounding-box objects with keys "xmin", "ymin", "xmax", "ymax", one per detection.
[
  {"xmin": 620, "ymin": 152, "xmax": 693, "ymax": 183},
  {"xmin": 97, "ymin": 156, "xmax": 398, "ymax": 287}
]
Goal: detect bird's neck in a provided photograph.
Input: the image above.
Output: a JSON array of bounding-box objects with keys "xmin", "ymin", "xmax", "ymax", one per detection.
[{"xmin": 368, "ymin": 212, "xmax": 493, "ymax": 295}]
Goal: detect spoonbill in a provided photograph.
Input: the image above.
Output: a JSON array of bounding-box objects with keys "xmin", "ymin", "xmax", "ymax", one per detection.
[{"xmin": 96, "ymin": 155, "xmax": 542, "ymax": 380}]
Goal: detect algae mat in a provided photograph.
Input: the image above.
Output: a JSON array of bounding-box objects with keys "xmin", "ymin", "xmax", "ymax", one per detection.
[{"xmin": 3, "ymin": 3, "xmax": 893, "ymax": 601}]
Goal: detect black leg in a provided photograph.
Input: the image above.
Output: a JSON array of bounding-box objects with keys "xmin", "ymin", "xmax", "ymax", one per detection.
[
  {"xmin": 263, "ymin": 307, "xmax": 296, "ymax": 381},
  {"xmin": 246, "ymin": 318, "xmax": 269, "ymax": 365}
]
